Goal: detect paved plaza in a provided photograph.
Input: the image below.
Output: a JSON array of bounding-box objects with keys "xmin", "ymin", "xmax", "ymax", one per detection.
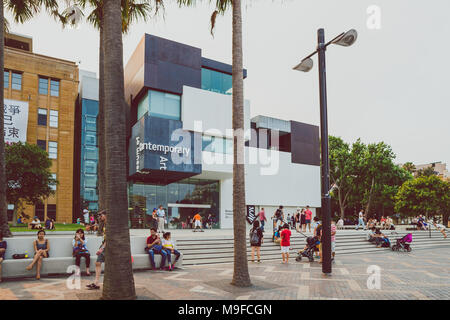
[{"xmin": 1, "ymin": 247, "xmax": 449, "ymax": 300}]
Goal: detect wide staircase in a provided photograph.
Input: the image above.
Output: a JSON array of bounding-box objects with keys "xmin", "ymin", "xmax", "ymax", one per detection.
[{"xmin": 176, "ymin": 229, "xmax": 450, "ymax": 266}]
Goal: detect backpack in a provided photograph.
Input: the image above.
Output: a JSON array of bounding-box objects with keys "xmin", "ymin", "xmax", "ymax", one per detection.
[
  {"xmin": 250, "ymin": 229, "xmax": 260, "ymax": 245},
  {"xmin": 275, "ymin": 209, "xmax": 282, "ymax": 219}
]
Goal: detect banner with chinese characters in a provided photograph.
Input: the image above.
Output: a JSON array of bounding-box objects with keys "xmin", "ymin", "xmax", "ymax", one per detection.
[{"xmin": 4, "ymin": 99, "xmax": 29, "ymax": 144}]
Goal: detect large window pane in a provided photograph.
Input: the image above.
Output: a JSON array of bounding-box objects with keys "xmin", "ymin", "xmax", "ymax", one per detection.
[
  {"xmin": 38, "ymin": 108, "xmax": 47, "ymax": 126},
  {"xmin": 148, "ymin": 90, "xmax": 181, "ymax": 120},
  {"xmin": 39, "ymin": 77, "xmax": 48, "ymax": 95},
  {"xmin": 50, "ymin": 79, "xmax": 60, "ymax": 97},
  {"xmin": 11, "ymin": 72, "xmax": 22, "ymax": 90},
  {"xmin": 85, "ymin": 116, "xmax": 96, "ymax": 132},
  {"xmin": 137, "ymin": 92, "xmax": 149, "ymax": 120},
  {"xmin": 84, "ymin": 160, "xmax": 97, "ymax": 174},
  {"xmin": 201, "ymin": 68, "xmax": 232, "ymax": 95},
  {"xmin": 84, "ymin": 174, "xmax": 97, "ymax": 188},
  {"xmin": 48, "ymin": 141, "xmax": 57, "ymax": 159},
  {"xmin": 84, "ymin": 147, "xmax": 98, "ymax": 160},
  {"xmin": 49, "ymin": 110, "xmax": 58, "ymax": 128},
  {"xmin": 85, "ymin": 134, "xmax": 96, "ymax": 146},
  {"xmin": 4, "ymin": 70, "xmax": 9, "ymax": 88}
]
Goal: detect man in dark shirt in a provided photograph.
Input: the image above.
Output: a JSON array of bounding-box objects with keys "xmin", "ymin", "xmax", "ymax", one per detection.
[{"xmin": 146, "ymin": 228, "xmax": 168, "ymax": 270}]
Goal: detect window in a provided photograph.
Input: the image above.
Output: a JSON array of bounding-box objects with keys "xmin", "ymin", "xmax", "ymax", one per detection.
[
  {"xmin": 84, "ymin": 147, "xmax": 98, "ymax": 160},
  {"xmin": 85, "ymin": 116, "xmax": 96, "ymax": 132},
  {"xmin": 3, "ymin": 70, "xmax": 9, "ymax": 88},
  {"xmin": 35, "ymin": 204, "xmax": 45, "ymax": 221},
  {"xmin": 49, "ymin": 110, "xmax": 58, "ymax": 128},
  {"xmin": 39, "ymin": 77, "xmax": 48, "ymax": 95},
  {"xmin": 50, "ymin": 173, "xmax": 57, "ymax": 191},
  {"xmin": 37, "ymin": 140, "xmax": 46, "ymax": 151},
  {"xmin": 11, "ymin": 72, "xmax": 22, "ymax": 90},
  {"xmin": 84, "ymin": 174, "xmax": 97, "ymax": 188},
  {"xmin": 47, "ymin": 204, "xmax": 56, "ymax": 220},
  {"xmin": 138, "ymin": 90, "xmax": 181, "ymax": 121},
  {"xmin": 48, "ymin": 141, "xmax": 57, "ymax": 159},
  {"xmin": 83, "ymin": 188, "xmax": 98, "ymax": 201},
  {"xmin": 38, "ymin": 108, "xmax": 47, "ymax": 126},
  {"xmin": 50, "ymin": 79, "xmax": 60, "ymax": 97},
  {"xmin": 201, "ymin": 68, "xmax": 232, "ymax": 95},
  {"xmin": 202, "ymin": 135, "xmax": 233, "ymax": 154},
  {"xmin": 84, "ymin": 160, "xmax": 97, "ymax": 174},
  {"xmin": 85, "ymin": 134, "xmax": 96, "ymax": 146}
]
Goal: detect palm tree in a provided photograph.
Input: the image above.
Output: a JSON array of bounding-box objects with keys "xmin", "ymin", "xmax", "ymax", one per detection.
[
  {"xmin": 0, "ymin": 0, "xmax": 62, "ymax": 238},
  {"xmin": 178, "ymin": 0, "xmax": 251, "ymax": 287},
  {"xmin": 66, "ymin": 0, "xmax": 162, "ymax": 300}
]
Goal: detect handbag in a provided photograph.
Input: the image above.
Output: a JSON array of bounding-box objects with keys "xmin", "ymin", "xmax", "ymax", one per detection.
[{"xmin": 13, "ymin": 253, "xmax": 28, "ymax": 259}]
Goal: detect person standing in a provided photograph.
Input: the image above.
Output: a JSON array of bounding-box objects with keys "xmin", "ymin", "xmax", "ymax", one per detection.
[
  {"xmin": 280, "ymin": 224, "xmax": 291, "ymax": 264},
  {"xmin": 87, "ymin": 210, "xmax": 106, "ymax": 290},
  {"xmin": 151, "ymin": 208, "xmax": 159, "ymax": 231},
  {"xmin": 355, "ymin": 209, "xmax": 366, "ymax": 230},
  {"xmin": 331, "ymin": 220, "xmax": 337, "ymax": 261},
  {"xmin": 193, "ymin": 212, "xmax": 203, "ymax": 232},
  {"xmin": 83, "ymin": 208, "xmax": 90, "ymax": 226},
  {"xmin": 257, "ymin": 208, "xmax": 267, "ymax": 232},
  {"xmin": 273, "ymin": 206, "xmax": 284, "ymax": 230},
  {"xmin": 304, "ymin": 206, "xmax": 313, "ymax": 232},
  {"xmin": 300, "ymin": 209, "xmax": 306, "ymax": 232},
  {"xmin": 249, "ymin": 220, "xmax": 264, "ymax": 263},
  {"xmin": 157, "ymin": 205, "xmax": 166, "ymax": 234},
  {"xmin": 206, "ymin": 214, "xmax": 214, "ymax": 229}
]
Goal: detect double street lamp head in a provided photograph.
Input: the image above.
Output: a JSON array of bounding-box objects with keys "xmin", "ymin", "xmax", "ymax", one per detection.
[
  {"xmin": 293, "ymin": 58, "xmax": 314, "ymax": 73},
  {"xmin": 293, "ymin": 29, "xmax": 358, "ymax": 72},
  {"xmin": 332, "ymin": 29, "xmax": 358, "ymax": 47}
]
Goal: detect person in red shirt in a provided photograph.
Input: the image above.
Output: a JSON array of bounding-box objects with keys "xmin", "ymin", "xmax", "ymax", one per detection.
[
  {"xmin": 305, "ymin": 206, "xmax": 313, "ymax": 232},
  {"xmin": 280, "ymin": 224, "xmax": 292, "ymax": 264}
]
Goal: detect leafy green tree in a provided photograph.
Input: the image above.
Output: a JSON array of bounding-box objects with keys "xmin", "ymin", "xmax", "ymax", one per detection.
[
  {"xmin": 402, "ymin": 162, "xmax": 416, "ymax": 174},
  {"xmin": 395, "ymin": 175, "xmax": 450, "ymax": 223},
  {"xmin": 416, "ymin": 166, "xmax": 437, "ymax": 177},
  {"xmin": 5, "ymin": 142, "xmax": 57, "ymax": 226},
  {"xmin": 0, "ymin": 0, "xmax": 62, "ymax": 238}
]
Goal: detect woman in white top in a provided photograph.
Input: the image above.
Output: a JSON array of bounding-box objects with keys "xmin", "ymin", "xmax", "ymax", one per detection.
[{"xmin": 433, "ymin": 222, "xmax": 447, "ymax": 239}]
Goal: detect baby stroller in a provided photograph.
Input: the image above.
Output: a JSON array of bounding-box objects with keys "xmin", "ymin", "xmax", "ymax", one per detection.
[
  {"xmin": 296, "ymin": 236, "xmax": 319, "ymax": 262},
  {"xmin": 391, "ymin": 233, "xmax": 412, "ymax": 252}
]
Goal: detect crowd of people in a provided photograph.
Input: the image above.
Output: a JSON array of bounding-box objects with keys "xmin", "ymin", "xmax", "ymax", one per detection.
[{"xmin": 252, "ymin": 206, "xmax": 337, "ymax": 264}]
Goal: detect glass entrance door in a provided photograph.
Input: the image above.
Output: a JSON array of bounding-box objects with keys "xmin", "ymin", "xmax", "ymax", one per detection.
[{"xmin": 168, "ymin": 204, "xmax": 211, "ymax": 229}]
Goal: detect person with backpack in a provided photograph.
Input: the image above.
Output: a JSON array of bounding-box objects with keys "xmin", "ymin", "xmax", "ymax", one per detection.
[
  {"xmin": 273, "ymin": 206, "xmax": 284, "ymax": 230},
  {"xmin": 280, "ymin": 223, "xmax": 292, "ymax": 264},
  {"xmin": 249, "ymin": 220, "xmax": 264, "ymax": 263}
]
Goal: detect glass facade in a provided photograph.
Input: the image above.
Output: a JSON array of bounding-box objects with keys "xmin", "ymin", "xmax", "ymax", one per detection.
[
  {"xmin": 202, "ymin": 135, "xmax": 233, "ymax": 154},
  {"xmin": 128, "ymin": 179, "xmax": 220, "ymax": 229},
  {"xmin": 80, "ymin": 98, "xmax": 99, "ymax": 212},
  {"xmin": 201, "ymin": 68, "xmax": 232, "ymax": 95},
  {"xmin": 137, "ymin": 89, "xmax": 181, "ymax": 121}
]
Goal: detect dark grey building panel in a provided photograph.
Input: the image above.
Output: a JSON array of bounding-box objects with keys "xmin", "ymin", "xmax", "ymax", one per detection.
[
  {"xmin": 144, "ymin": 34, "xmax": 202, "ymax": 94},
  {"xmin": 290, "ymin": 121, "xmax": 320, "ymax": 166}
]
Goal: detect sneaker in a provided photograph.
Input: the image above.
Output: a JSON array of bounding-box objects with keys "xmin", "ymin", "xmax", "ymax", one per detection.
[
  {"xmin": 88, "ymin": 284, "xmax": 100, "ymax": 290},
  {"xmin": 86, "ymin": 283, "xmax": 95, "ymax": 288}
]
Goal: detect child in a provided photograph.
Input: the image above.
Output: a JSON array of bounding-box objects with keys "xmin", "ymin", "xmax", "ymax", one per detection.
[
  {"xmin": 280, "ymin": 224, "xmax": 291, "ymax": 264},
  {"xmin": 162, "ymin": 232, "xmax": 181, "ymax": 271}
]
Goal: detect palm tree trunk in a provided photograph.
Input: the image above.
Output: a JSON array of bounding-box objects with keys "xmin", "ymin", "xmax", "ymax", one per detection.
[
  {"xmin": 0, "ymin": 2, "xmax": 12, "ymax": 238},
  {"xmin": 231, "ymin": 0, "xmax": 251, "ymax": 288},
  {"xmin": 97, "ymin": 15, "xmax": 106, "ymax": 235},
  {"xmin": 101, "ymin": 0, "xmax": 135, "ymax": 300}
]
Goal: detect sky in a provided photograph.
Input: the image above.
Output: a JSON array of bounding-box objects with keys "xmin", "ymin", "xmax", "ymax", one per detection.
[{"xmin": 5, "ymin": 0, "xmax": 450, "ymax": 167}]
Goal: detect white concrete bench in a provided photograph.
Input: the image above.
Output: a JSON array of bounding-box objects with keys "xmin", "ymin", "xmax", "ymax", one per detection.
[{"xmin": 1, "ymin": 236, "xmax": 183, "ymax": 279}]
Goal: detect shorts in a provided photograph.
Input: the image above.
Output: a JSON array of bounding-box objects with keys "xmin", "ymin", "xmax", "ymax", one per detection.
[
  {"xmin": 331, "ymin": 241, "xmax": 336, "ymax": 253},
  {"xmin": 281, "ymin": 246, "xmax": 290, "ymax": 253},
  {"xmin": 305, "ymin": 219, "xmax": 311, "ymax": 224},
  {"xmin": 195, "ymin": 220, "xmax": 201, "ymax": 228},
  {"xmin": 97, "ymin": 252, "xmax": 105, "ymax": 263}
]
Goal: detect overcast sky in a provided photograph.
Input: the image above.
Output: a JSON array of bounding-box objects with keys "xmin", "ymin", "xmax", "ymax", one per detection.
[{"xmin": 5, "ymin": 0, "xmax": 450, "ymax": 167}]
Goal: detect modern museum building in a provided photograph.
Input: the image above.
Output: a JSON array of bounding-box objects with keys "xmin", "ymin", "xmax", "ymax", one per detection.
[{"xmin": 75, "ymin": 34, "xmax": 321, "ymax": 230}]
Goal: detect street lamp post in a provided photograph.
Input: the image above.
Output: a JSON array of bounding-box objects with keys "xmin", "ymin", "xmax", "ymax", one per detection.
[{"xmin": 293, "ymin": 28, "xmax": 357, "ymax": 275}]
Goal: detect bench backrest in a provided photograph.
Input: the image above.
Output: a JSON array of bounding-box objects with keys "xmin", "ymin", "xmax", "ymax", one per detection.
[{"xmin": 2, "ymin": 235, "xmax": 157, "ymax": 259}]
